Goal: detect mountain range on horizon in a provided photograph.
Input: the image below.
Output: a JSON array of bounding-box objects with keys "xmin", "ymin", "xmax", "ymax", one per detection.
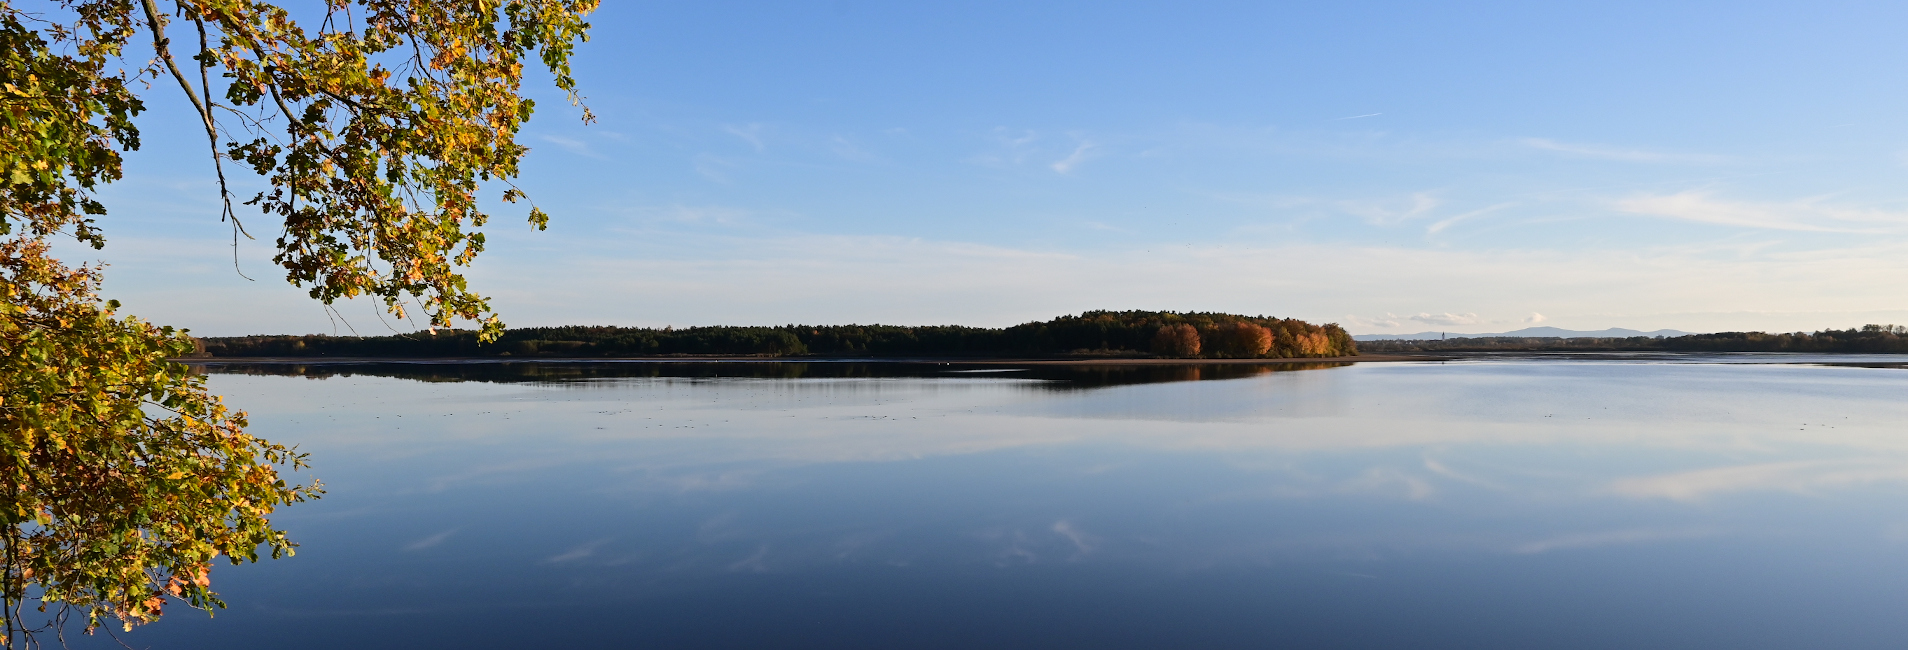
[{"xmin": 1352, "ymin": 327, "xmax": 1698, "ymax": 341}]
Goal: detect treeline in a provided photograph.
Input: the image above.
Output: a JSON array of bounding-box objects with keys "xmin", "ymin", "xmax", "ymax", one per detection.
[
  {"xmin": 195, "ymin": 310, "xmax": 1359, "ymax": 359},
  {"xmin": 1357, "ymin": 324, "xmax": 1908, "ymax": 354}
]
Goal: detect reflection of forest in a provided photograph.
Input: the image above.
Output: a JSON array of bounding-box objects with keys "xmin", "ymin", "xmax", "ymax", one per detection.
[{"xmin": 187, "ymin": 360, "xmax": 1353, "ymax": 389}]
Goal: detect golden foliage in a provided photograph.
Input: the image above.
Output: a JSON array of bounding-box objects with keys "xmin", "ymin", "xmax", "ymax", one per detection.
[
  {"xmin": 1208, "ymin": 322, "xmax": 1273, "ymax": 358},
  {"xmin": 1, "ymin": 0, "xmax": 591, "ymax": 640},
  {"xmin": 1151, "ymin": 324, "xmax": 1201, "ymax": 358},
  {"xmin": 1292, "ymin": 331, "xmax": 1331, "ymax": 356},
  {"xmin": 0, "ymin": 239, "xmax": 320, "ymax": 637}
]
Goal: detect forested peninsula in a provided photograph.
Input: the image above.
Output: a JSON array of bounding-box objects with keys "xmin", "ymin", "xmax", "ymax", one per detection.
[{"xmin": 193, "ymin": 311, "xmax": 1357, "ymax": 359}]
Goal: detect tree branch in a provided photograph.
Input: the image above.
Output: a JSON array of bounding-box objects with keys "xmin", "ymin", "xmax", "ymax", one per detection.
[
  {"xmin": 138, "ymin": 1, "xmax": 211, "ymax": 148},
  {"xmin": 140, "ymin": 1, "xmax": 252, "ymax": 280}
]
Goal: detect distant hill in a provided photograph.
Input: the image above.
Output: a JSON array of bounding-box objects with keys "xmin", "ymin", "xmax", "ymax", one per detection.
[{"xmin": 1354, "ymin": 327, "xmax": 1695, "ymax": 341}]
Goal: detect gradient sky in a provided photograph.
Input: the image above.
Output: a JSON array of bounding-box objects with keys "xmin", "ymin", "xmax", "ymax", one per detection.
[{"xmin": 63, "ymin": 0, "xmax": 1908, "ymax": 335}]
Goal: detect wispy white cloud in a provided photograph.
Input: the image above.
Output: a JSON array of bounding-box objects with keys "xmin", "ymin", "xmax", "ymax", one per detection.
[
  {"xmin": 723, "ymin": 123, "xmax": 767, "ymax": 152},
  {"xmin": 1617, "ymin": 191, "xmax": 1908, "ymax": 233},
  {"xmin": 692, "ymin": 153, "xmax": 736, "ymax": 183},
  {"xmin": 1522, "ymin": 138, "xmax": 1731, "ymax": 164},
  {"xmin": 829, "ymin": 135, "xmax": 880, "ymax": 162},
  {"xmin": 539, "ymin": 135, "xmax": 605, "ymax": 159},
  {"xmin": 1051, "ymin": 140, "xmax": 1097, "ymax": 174},
  {"xmin": 1426, "ymin": 202, "xmax": 1513, "ymax": 234},
  {"xmin": 965, "ymin": 128, "xmax": 1043, "ymax": 167},
  {"xmin": 1523, "ymin": 312, "xmax": 1547, "ymax": 324},
  {"xmin": 1235, "ymin": 192, "xmax": 1513, "ymax": 233},
  {"xmin": 998, "ymin": 128, "xmax": 1038, "ymax": 149},
  {"xmin": 1334, "ymin": 192, "xmax": 1440, "ymax": 226},
  {"xmin": 1346, "ymin": 313, "xmax": 1405, "ymax": 329},
  {"xmin": 1081, "ymin": 220, "xmax": 1131, "ymax": 233},
  {"xmin": 614, "ymin": 203, "xmax": 757, "ymax": 227},
  {"xmin": 1410, "ymin": 312, "xmax": 1483, "ymax": 326}
]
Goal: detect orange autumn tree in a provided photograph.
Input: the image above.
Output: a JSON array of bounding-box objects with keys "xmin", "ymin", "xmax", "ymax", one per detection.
[
  {"xmin": 1, "ymin": 0, "xmax": 594, "ymax": 643},
  {"xmin": 1291, "ymin": 330, "xmax": 1333, "ymax": 356},
  {"xmin": 1151, "ymin": 323, "xmax": 1201, "ymax": 357},
  {"xmin": 1208, "ymin": 321, "xmax": 1273, "ymax": 358}
]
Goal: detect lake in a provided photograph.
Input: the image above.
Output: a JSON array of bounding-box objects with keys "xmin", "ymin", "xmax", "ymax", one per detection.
[{"xmin": 90, "ymin": 356, "xmax": 1908, "ymax": 648}]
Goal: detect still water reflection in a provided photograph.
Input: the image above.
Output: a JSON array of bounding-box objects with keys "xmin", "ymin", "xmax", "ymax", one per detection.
[{"xmin": 99, "ymin": 358, "xmax": 1908, "ymax": 648}]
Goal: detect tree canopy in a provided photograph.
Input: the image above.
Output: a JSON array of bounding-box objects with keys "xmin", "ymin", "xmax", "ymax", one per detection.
[
  {"xmin": 192, "ymin": 310, "xmax": 1363, "ymax": 360},
  {"xmin": 2, "ymin": 0, "xmax": 595, "ymax": 642}
]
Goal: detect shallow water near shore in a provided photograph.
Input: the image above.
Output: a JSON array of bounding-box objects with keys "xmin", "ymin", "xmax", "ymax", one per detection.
[{"xmin": 89, "ymin": 356, "xmax": 1908, "ymax": 649}]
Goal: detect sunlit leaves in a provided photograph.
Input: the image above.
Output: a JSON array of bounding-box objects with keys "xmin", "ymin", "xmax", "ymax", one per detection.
[
  {"xmin": 0, "ymin": 239, "xmax": 321, "ymax": 636},
  {"xmin": 178, "ymin": 0, "xmax": 600, "ymax": 341},
  {"xmin": 1209, "ymin": 322, "xmax": 1274, "ymax": 358},
  {"xmin": 0, "ymin": 6, "xmax": 141, "ymax": 248},
  {"xmin": 0, "ymin": 0, "xmax": 593, "ymax": 640}
]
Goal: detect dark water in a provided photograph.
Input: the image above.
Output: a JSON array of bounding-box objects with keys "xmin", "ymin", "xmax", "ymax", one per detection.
[{"xmin": 88, "ymin": 357, "xmax": 1908, "ymax": 648}]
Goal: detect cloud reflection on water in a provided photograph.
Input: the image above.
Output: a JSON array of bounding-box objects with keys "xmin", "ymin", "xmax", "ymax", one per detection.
[
  {"xmin": 1511, "ymin": 527, "xmax": 1717, "ymax": 554},
  {"xmin": 1607, "ymin": 459, "xmax": 1908, "ymax": 501},
  {"xmin": 206, "ymin": 360, "xmax": 1908, "ymax": 504},
  {"xmin": 105, "ymin": 358, "xmax": 1908, "ymax": 649}
]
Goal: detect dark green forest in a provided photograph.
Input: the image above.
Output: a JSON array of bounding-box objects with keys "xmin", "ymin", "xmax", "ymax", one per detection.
[
  {"xmin": 1357, "ymin": 324, "xmax": 1908, "ymax": 354},
  {"xmin": 194, "ymin": 311, "xmax": 1359, "ymax": 359}
]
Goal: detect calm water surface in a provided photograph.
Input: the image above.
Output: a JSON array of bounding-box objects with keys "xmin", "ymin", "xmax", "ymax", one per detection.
[{"xmin": 95, "ymin": 357, "xmax": 1908, "ymax": 648}]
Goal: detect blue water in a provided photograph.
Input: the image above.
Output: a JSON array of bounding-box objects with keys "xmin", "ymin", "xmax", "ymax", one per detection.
[{"xmin": 86, "ymin": 358, "xmax": 1908, "ymax": 648}]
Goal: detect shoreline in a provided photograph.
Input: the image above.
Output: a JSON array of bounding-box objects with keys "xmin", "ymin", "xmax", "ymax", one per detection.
[{"xmin": 175, "ymin": 354, "xmax": 1445, "ymax": 365}]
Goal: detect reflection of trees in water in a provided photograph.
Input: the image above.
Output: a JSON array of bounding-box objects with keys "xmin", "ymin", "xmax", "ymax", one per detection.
[
  {"xmin": 185, "ymin": 361, "xmax": 1352, "ymax": 389},
  {"xmin": 1024, "ymin": 363, "xmax": 1349, "ymax": 389}
]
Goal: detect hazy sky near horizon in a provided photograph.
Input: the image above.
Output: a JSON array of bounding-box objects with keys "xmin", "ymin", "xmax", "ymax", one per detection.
[{"xmin": 65, "ymin": 0, "xmax": 1908, "ymax": 335}]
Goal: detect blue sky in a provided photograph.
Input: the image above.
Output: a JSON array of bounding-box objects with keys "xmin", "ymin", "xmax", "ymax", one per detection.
[{"xmin": 68, "ymin": 0, "xmax": 1908, "ymax": 335}]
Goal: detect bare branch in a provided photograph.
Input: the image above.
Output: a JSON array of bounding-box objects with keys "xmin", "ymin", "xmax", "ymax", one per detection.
[{"xmin": 138, "ymin": 1, "xmax": 211, "ymax": 149}]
